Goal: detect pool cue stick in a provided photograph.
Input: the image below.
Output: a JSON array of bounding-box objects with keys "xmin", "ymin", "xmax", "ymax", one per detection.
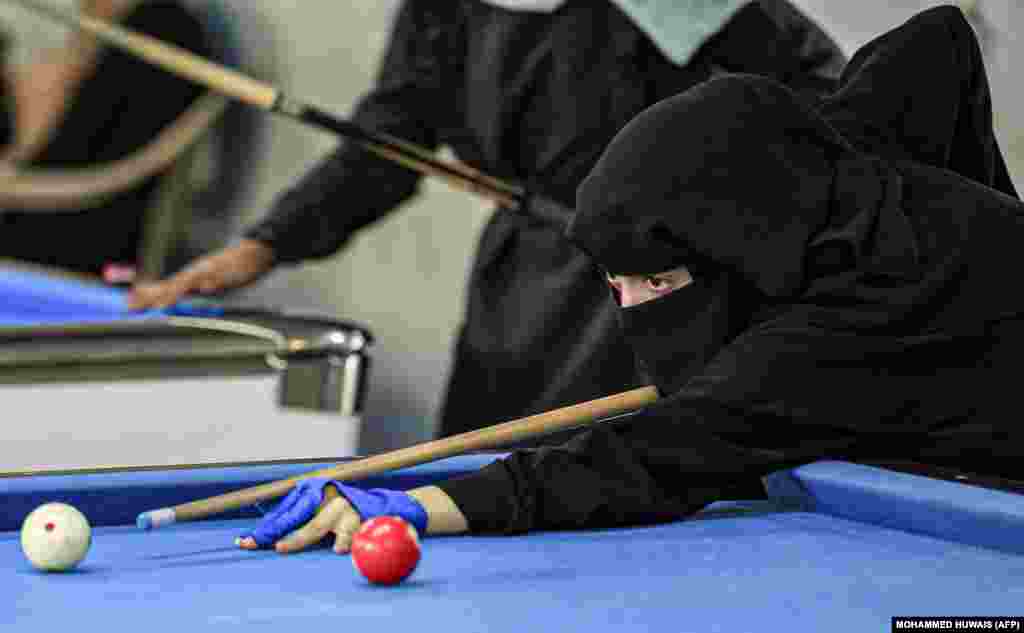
[
  {"xmin": 136, "ymin": 385, "xmax": 659, "ymax": 529},
  {"xmin": 5, "ymin": 0, "xmax": 526, "ymax": 209}
]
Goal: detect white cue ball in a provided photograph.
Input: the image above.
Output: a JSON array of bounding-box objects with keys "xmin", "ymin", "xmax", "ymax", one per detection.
[{"xmin": 20, "ymin": 503, "xmax": 92, "ymax": 572}]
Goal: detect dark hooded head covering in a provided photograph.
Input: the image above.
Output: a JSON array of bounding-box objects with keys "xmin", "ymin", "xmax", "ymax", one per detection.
[
  {"xmin": 571, "ymin": 74, "xmax": 865, "ymax": 298},
  {"xmin": 568, "ymin": 74, "xmax": 870, "ymax": 393},
  {"xmin": 568, "ymin": 6, "xmax": 1023, "ymax": 396},
  {"xmin": 567, "ymin": 71, "xmax": 1017, "ymax": 395},
  {"xmin": 572, "ymin": 5, "xmax": 1017, "ymax": 293}
]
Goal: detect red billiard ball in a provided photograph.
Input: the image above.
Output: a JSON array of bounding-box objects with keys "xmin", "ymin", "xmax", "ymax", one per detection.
[{"xmin": 351, "ymin": 516, "xmax": 421, "ymax": 585}]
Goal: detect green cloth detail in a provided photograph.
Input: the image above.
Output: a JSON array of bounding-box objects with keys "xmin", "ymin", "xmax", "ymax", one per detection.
[{"xmin": 611, "ymin": 0, "xmax": 750, "ymax": 65}]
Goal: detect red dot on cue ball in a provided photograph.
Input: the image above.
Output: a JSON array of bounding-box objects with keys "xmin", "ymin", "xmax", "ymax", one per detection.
[{"xmin": 351, "ymin": 516, "xmax": 421, "ymax": 586}]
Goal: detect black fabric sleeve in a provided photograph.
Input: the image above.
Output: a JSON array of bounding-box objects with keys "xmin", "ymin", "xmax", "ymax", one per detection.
[
  {"xmin": 245, "ymin": 1, "xmax": 445, "ymax": 263},
  {"xmin": 435, "ymin": 399, "xmax": 772, "ymax": 534},
  {"xmin": 434, "ymin": 327, "xmax": 818, "ymax": 534},
  {"xmin": 31, "ymin": 1, "xmax": 208, "ymax": 167},
  {"xmin": 699, "ymin": 0, "xmax": 847, "ymax": 97},
  {"xmin": 434, "ymin": 319, "xmax": 997, "ymax": 534}
]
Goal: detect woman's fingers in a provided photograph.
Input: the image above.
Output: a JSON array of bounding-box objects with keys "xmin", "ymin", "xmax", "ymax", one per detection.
[
  {"xmin": 331, "ymin": 507, "xmax": 364, "ymax": 554},
  {"xmin": 244, "ymin": 486, "xmax": 315, "ymax": 548},
  {"xmin": 275, "ymin": 496, "xmax": 360, "ymax": 554}
]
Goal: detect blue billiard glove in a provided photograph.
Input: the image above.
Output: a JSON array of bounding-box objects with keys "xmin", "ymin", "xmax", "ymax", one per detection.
[{"xmin": 241, "ymin": 478, "xmax": 428, "ymax": 548}]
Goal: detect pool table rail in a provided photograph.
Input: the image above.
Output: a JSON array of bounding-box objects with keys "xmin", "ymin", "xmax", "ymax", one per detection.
[{"xmin": 0, "ymin": 310, "xmax": 373, "ymax": 416}]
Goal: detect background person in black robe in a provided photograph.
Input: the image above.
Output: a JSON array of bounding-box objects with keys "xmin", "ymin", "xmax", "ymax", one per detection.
[
  {"xmin": 235, "ymin": 9, "xmax": 1024, "ymax": 549},
  {"xmin": 0, "ymin": 0, "xmax": 210, "ymax": 274},
  {"xmin": 128, "ymin": 0, "xmax": 845, "ymax": 441}
]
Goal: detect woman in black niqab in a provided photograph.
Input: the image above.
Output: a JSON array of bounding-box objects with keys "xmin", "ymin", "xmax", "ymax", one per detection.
[
  {"xmin": 429, "ymin": 7, "xmax": 1024, "ymax": 535},
  {"xmin": 567, "ymin": 68, "xmax": 1024, "ymax": 500}
]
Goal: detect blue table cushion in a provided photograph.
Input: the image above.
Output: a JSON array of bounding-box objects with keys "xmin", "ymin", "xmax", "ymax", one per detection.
[{"xmin": 763, "ymin": 461, "xmax": 1024, "ymax": 555}]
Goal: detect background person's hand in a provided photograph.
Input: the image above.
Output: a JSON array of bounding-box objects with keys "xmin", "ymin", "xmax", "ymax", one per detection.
[{"xmin": 127, "ymin": 239, "xmax": 275, "ymax": 310}]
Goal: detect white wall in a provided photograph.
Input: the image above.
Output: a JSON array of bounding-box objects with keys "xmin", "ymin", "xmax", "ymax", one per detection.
[{"xmin": 0, "ymin": 0, "xmax": 75, "ymax": 64}]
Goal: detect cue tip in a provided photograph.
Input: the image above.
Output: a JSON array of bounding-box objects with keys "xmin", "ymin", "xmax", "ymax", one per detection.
[{"xmin": 136, "ymin": 508, "xmax": 176, "ymax": 530}]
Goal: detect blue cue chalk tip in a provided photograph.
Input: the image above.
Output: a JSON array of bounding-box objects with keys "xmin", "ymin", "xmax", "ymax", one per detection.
[{"xmin": 136, "ymin": 508, "xmax": 176, "ymax": 530}]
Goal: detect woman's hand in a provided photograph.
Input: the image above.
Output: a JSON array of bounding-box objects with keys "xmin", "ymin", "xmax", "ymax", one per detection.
[
  {"xmin": 236, "ymin": 481, "xmax": 469, "ymax": 555},
  {"xmin": 237, "ymin": 485, "xmax": 364, "ymax": 554}
]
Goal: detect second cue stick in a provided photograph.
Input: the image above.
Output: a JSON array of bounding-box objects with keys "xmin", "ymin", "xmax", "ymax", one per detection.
[
  {"xmin": 136, "ymin": 386, "xmax": 660, "ymax": 529},
  {"xmin": 6, "ymin": 0, "xmax": 526, "ymax": 209}
]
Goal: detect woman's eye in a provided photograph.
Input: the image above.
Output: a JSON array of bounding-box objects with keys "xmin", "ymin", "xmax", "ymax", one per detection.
[{"xmin": 644, "ymin": 276, "xmax": 669, "ymax": 291}]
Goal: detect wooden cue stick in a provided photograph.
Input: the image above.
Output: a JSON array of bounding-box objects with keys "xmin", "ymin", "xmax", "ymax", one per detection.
[
  {"xmin": 136, "ymin": 386, "xmax": 659, "ymax": 529},
  {"xmin": 6, "ymin": 0, "xmax": 526, "ymax": 209}
]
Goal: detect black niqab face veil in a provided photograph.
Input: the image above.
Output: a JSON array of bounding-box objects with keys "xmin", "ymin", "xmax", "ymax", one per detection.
[
  {"xmin": 568, "ymin": 75, "xmax": 921, "ymax": 395},
  {"xmin": 616, "ymin": 270, "xmax": 757, "ymax": 395}
]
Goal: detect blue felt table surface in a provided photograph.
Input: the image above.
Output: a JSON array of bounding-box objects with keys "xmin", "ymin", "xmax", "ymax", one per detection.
[
  {"xmin": 5, "ymin": 511, "xmax": 1024, "ymax": 632},
  {"xmin": 9, "ymin": 264, "xmax": 1024, "ymax": 628},
  {"xmin": 0, "ymin": 267, "xmax": 153, "ymax": 325},
  {"xmin": 5, "ymin": 459, "xmax": 1024, "ymax": 631}
]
